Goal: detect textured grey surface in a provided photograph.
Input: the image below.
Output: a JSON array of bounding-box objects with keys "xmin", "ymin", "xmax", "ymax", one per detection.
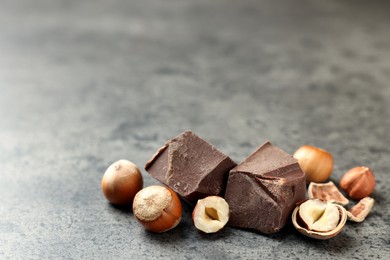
[{"xmin": 0, "ymin": 0, "xmax": 390, "ymax": 259}]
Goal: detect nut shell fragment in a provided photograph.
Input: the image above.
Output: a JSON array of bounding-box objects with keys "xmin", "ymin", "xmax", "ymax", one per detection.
[
  {"xmin": 347, "ymin": 197, "xmax": 375, "ymax": 222},
  {"xmin": 292, "ymin": 200, "xmax": 347, "ymax": 240},
  {"xmin": 308, "ymin": 181, "xmax": 349, "ymax": 206}
]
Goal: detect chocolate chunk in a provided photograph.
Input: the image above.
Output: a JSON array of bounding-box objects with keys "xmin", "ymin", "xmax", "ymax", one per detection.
[
  {"xmin": 224, "ymin": 141, "xmax": 306, "ymax": 234},
  {"xmin": 145, "ymin": 131, "xmax": 237, "ymax": 203}
]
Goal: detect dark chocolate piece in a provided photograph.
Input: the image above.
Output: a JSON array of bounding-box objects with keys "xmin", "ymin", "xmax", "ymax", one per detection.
[
  {"xmin": 145, "ymin": 131, "xmax": 236, "ymax": 203},
  {"xmin": 224, "ymin": 141, "xmax": 306, "ymax": 234}
]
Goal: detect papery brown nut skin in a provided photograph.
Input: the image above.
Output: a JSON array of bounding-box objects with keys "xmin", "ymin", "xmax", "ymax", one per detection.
[
  {"xmin": 102, "ymin": 159, "xmax": 143, "ymax": 205},
  {"xmin": 340, "ymin": 166, "xmax": 375, "ymax": 200}
]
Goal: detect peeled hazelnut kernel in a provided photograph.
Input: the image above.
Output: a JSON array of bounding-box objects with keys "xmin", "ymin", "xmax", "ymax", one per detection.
[
  {"xmin": 292, "ymin": 199, "xmax": 347, "ymax": 240},
  {"xmin": 347, "ymin": 197, "xmax": 375, "ymax": 222},
  {"xmin": 298, "ymin": 199, "xmax": 339, "ymax": 232},
  {"xmin": 101, "ymin": 159, "xmax": 143, "ymax": 205},
  {"xmin": 340, "ymin": 166, "xmax": 375, "ymax": 200},
  {"xmin": 308, "ymin": 181, "xmax": 349, "ymax": 206},
  {"xmin": 133, "ymin": 186, "xmax": 182, "ymax": 233},
  {"xmin": 192, "ymin": 196, "xmax": 229, "ymax": 233},
  {"xmin": 293, "ymin": 145, "xmax": 333, "ymax": 183}
]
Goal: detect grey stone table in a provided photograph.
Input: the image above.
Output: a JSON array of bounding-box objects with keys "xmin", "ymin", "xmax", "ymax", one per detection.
[{"xmin": 0, "ymin": 0, "xmax": 389, "ymax": 259}]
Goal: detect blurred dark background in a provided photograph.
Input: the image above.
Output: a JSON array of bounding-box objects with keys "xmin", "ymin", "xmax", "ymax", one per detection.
[{"xmin": 0, "ymin": 0, "xmax": 389, "ymax": 259}]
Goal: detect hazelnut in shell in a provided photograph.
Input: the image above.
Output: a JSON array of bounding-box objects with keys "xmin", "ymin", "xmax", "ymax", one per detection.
[
  {"xmin": 293, "ymin": 145, "xmax": 333, "ymax": 183},
  {"xmin": 292, "ymin": 199, "xmax": 347, "ymax": 240},
  {"xmin": 101, "ymin": 159, "xmax": 143, "ymax": 205},
  {"xmin": 340, "ymin": 166, "xmax": 375, "ymax": 200},
  {"xmin": 133, "ymin": 186, "xmax": 182, "ymax": 233}
]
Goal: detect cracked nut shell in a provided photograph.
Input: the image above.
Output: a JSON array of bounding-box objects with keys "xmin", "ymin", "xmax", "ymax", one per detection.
[
  {"xmin": 347, "ymin": 197, "xmax": 375, "ymax": 222},
  {"xmin": 308, "ymin": 181, "xmax": 349, "ymax": 206},
  {"xmin": 292, "ymin": 199, "xmax": 347, "ymax": 240}
]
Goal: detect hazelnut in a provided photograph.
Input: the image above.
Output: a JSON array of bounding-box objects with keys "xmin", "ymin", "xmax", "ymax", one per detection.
[
  {"xmin": 292, "ymin": 199, "xmax": 347, "ymax": 240},
  {"xmin": 192, "ymin": 196, "xmax": 229, "ymax": 233},
  {"xmin": 347, "ymin": 197, "xmax": 375, "ymax": 222},
  {"xmin": 299, "ymin": 199, "xmax": 339, "ymax": 232},
  {"xmin": 133, "ymin": 186, "xmax": 182, "ymax": 233},
  {"xmin": 308, "ymin": 181, "xmax": 349, "ymax": 206},
  {"xmin": 101, "ymin": 159, "xmax": 143, "ymax": 205},
  {"xmin": 340, "ymin": 166, "xmax": 375, "ymax": 200},
  {"xmin": 293, "ymin": 145, "xmax": 333, "ymax": 183}
]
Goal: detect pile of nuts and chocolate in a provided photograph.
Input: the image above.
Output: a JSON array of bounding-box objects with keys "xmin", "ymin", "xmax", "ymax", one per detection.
[{"xmin": 101, "ymin": 131, "xmax": 375, "ymax": 239}]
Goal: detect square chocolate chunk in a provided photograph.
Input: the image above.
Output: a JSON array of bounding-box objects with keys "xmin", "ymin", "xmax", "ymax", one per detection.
[
  {"xmin": 224, "ymin": 141, "xmax": 306, "ymax": 234},
  {"xmin": 145, "ymin": 131, "xmax": 236, "ymax": 203}
]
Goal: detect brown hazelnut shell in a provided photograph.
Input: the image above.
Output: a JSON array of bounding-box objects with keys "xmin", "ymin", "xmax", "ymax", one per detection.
[
  {"xmin": 293, "ymin": 145, "xmax": 333, "ymax": 183},
  {"xmin": 308, "ymin": 181, "xmax": 349, "ymax": 206},
  {"xmin": 101, "ymin": 160, "xmax": 143, "ymax": 205},
  {"xmin": 133, "ymin": 186, "xmax": 182, "ymax": 233},
  {"xmin": 347, "ymin": 197, "xmax": 375, "ymax": 222}
]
